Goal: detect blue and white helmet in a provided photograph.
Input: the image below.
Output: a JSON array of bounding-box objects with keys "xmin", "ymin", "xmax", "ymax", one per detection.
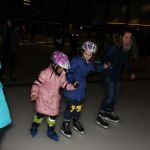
[{"xmin": 82, "ymin": 41, "xmax": 97, "ymax": 53}]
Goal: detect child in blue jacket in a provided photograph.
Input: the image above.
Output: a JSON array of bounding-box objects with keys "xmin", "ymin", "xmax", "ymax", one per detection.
[{"xmin": 61, "ymin": 41, "xmax": 101, "ymax": 138}]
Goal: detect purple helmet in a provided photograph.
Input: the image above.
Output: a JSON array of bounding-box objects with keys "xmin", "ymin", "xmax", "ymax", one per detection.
[
  {"xmin": 82, "ymin": 41, "xmax": 97, "ymax": 53},
  {"xmin": 51, "ymin": 51, "xmax": 70, "ymax": 70}
]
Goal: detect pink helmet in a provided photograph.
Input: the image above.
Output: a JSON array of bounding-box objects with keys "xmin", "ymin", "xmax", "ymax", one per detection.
[
  {"xmin": 82, "ymin": 41, "xmax": 97, "ymax": 53},
  {"xmin": 51, "ymin": 51, "xmax": 70, "ymax": 70}
]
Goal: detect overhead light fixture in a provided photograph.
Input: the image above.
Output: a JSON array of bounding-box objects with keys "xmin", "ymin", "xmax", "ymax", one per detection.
[
  {"xmin": 107, "ymin": 22, "xmax": 150, "ymax": 27},
  {"xmin": 128, "ymin": 23, "xmax": 150, "ymax": 27},
  {"xmin": 107, "ymin": 22, "xmax": 126, "ymax": 25}
]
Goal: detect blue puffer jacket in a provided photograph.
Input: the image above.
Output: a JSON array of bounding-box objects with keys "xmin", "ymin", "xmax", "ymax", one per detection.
[{"xmin": 63, "ymin": 56, "xmax": 95, "ymax": 101}]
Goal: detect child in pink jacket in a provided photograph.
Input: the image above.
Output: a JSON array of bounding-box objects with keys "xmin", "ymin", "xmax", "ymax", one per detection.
[{"xmin": 30, "ymin": 51, "xmax": 78, "ymax": 141}]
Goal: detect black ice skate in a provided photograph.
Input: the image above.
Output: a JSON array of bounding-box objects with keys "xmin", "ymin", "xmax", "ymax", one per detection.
[
  {"xmin": 104, "ymin": 112, "xmax": 120, "ymax": 123},
  {"xmin": 61, "ymin": 121, "xmax": 72, "ymax": 139},
  {"xmin": 96, "ymin": 113, "xmax": 109, "ymax": 129},
  {"xmin": 73, "ymin": 119, "xmax": 84, "ymax": 134}
]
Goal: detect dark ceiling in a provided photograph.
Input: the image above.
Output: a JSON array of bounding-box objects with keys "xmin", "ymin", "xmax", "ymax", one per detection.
[{"xmin": 0, "ymin": 0, "xmax": 150, "ymax": 26}]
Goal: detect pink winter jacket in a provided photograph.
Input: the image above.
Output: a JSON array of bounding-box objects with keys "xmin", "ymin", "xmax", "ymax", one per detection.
[{"xmin": 31, "ymin": 66, "xmax": 75, "ymax": 116}]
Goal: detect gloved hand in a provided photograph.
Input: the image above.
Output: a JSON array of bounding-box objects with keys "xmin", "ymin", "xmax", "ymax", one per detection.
[{"xmin": 72, "ymin": 81, "xmax": 79, "ymax": 88}]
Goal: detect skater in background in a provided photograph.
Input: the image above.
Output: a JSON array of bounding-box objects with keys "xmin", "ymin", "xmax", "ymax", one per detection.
[
  {"xmin": 121, "ymin": 30, "xmax": 139, "ymax": 61},
  {"xmin": 96, "ymin": 31, "xmax": 136, "ymax": 129}
]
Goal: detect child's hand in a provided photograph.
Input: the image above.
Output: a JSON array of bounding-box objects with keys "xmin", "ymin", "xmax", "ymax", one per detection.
[
  {"xmin": 31, "ymin": 95, "xmax": 38, "ymax": 101},
  {"xmin": 130, "ymin": 73, "xmax": 136, "ymax": 80},
  {"xmin": 104, "ymin": 62, "xmax": 110, "ymax": 69}
]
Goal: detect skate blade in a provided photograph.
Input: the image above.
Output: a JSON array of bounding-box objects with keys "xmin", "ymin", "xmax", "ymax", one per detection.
[
  {"xmin": 72, "ymin": 126, "xmax": 84, "ymax": 134},
  {"xmin": 96, "ymin": 121, "xmax": 108, "ymax": 129},
  {"xmin": 61, "ymin": 130, "xmax": 71, "ymax": 139},
  {"xmin": 105, "ymin": 117, "xmax": 120, "ymax": 123}
]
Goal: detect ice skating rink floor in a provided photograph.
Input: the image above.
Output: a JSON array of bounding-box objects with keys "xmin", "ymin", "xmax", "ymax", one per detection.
[{"xmin": 1, "ymin": 80, "xmax": 150, "ymax": 150}]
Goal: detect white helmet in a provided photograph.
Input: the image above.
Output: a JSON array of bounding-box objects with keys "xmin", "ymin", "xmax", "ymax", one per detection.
[{"xmin": 82, "ymin": 41, "xmax": 97, "ymax": 53}]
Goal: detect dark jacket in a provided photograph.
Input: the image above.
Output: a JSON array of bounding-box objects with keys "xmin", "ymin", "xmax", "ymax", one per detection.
[{"xmin": 99, "ymin": 45, "xmax": 133, "ymax": 81}]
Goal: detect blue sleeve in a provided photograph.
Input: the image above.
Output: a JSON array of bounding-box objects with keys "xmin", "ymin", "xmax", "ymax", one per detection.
[
  {"xmin": 97, "ymin": 63, "xmax": 105, "ymax": 72},
  {"xmin": 101, "ymin": 47, "xmax": 115, "ymax": 63},
  {"xmin": 96, "ymin": 47, "xmax": 115, "ymax": 72},
  {"xmin": 89, "ymin": 64, "xmax": 96, "ymax": 72},
  {"xmin": 88, "ymin": 62, "xmax": 103, "ymax": 73},
  {"xmin": 66, "ymin": 58, "xmax": 78, "ymax": 82},
  {"xmin": 91, "ymin": 61, "xmax": 105, "ymax": 73}
]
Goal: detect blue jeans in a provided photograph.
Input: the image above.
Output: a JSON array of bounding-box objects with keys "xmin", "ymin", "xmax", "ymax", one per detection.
[{"xmin": 100, "ymin": 78, "xmax": 120, "ymax": 113}]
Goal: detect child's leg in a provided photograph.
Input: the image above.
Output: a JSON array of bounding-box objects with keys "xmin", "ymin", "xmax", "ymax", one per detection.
[
  {"xmin": 61, "ymin": 99, "xmax": 74, "ymax": 138},
  {"xmin": 30, "ymin": 112, "xmax": 44, "ymax": 137},
  {"xmin": 47, "ymin": 116, "xmax": 58, "ymax": 141},
  {"xmin": 72, "ymin": 101, "xmax": 84, "ymax": 134},
  {"xmin": 63, "ymin": 101, "xmax": 74, "ymax": 121},
  {"xmin": 72, "ymin": 102, "xmax": 82, "ymax": 120}
]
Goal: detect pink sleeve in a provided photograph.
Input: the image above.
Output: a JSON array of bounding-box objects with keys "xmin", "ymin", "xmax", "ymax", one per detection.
[
  {"xmin": 31, "ymin": 70, "xmax": 47, "ymax": 97},
  {"xmin": 61, "ymin": 74, "xmax": 75, "ymax": 90}
]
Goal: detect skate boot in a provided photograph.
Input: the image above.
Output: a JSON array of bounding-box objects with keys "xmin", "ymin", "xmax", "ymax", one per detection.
[
  {"xmin": 104, "ymin": 112, "xmax": 120, "ymax": 123},
  {"xmin": 61, "ymin": 121, "xmax": 72, "ymax": 139},
  {"xmin": 47, "ymin": 126, "xmax": 59, "ymax": 141},
  {"xmin": 96, "ymin": 113, "xmax": 109, "ymax": 129},
  {"xmin": 73, "ymin": 119, "xmax": 84, "ymax": 134},
  {"xmin": 30, "ymin": 123, "xmax": 38, "ymax": 137}
]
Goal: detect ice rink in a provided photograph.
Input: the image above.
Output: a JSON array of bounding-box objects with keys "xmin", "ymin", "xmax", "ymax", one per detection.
[{"xmin": 1, "ymin": 80, "xmax": 150, "ymax": 150}]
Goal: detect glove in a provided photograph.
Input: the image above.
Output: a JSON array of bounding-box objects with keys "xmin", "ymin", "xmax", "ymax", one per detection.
[{"xmin": 72, "ymin": 81, "xmax": 79, "ymax": 88}]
